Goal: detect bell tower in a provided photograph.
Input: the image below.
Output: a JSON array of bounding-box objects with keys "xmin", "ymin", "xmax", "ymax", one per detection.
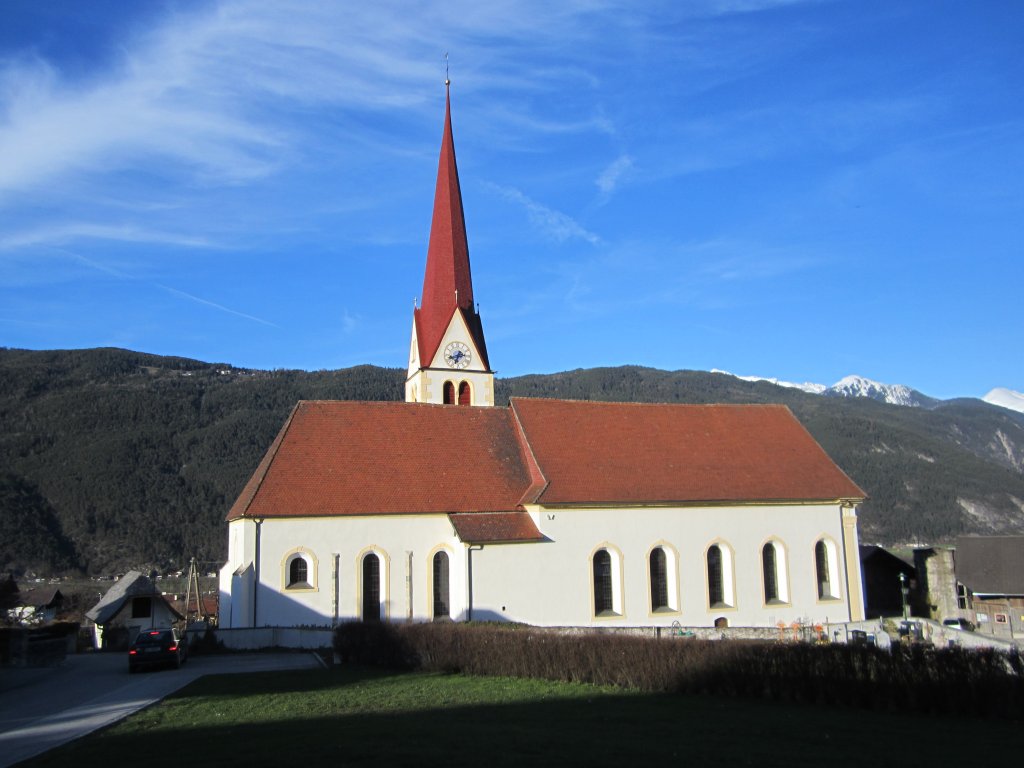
[{"xmin": 405, "ymin": 82, "xmax": 494, "ymax": 406}]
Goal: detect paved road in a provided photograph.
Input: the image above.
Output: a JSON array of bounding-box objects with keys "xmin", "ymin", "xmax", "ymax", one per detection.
[{"xmin": 0, "ymin": 652, "xmax": 323, "ymax": 767}]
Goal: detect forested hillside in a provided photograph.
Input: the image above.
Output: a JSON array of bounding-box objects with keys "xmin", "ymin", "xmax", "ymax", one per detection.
[{"xmin": 2, "ymin": 348, "xmax": 1023, "ymax": 576}]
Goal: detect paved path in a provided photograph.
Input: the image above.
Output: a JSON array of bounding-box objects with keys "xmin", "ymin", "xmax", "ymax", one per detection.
[{"xmin": 0, "ymin": 652, "xmax": 323, "ymax": 767}]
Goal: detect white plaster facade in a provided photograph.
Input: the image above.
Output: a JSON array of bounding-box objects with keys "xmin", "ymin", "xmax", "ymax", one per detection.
[{"xmin": 219, "ymin": 501, "xmax": 863, "ymax": 629}]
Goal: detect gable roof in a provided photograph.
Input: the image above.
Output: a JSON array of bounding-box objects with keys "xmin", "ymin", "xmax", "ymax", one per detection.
[
  {"xmin": 17, "ymin": 588, "xmax": 64, "ymax": 609},
  {"xmin": 414, "ymin": 84, "xmax": 489, "ymax": 370},
  {"xmin": 227, "ymin": 397, "xmax": 864, "ymax": 524},
  {"xmin": 510, "ymin": 398, "xmax": 865, "ymax": 505},
  {"xmin": 227, "ymin": 400, "xmax": 533, "ymax": 520},
  {"xmin": 86, "ymin": 571, "xmax": 182, "ymax": 625},
  {"xmin": 955, "ymin": 536, "xmax": 1024, "ymax": 595}
]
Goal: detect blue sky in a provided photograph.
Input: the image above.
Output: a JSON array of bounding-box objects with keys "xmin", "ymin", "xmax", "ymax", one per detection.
[{"xmin": 1, "ymin": 1, "xmax": 1021, "ymax": 400}]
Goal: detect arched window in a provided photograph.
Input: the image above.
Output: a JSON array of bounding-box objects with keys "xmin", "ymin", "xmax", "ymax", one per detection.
[
  {"xmin": 362, "ymin": 553, "xmax": 381, "ymax": 622},
  {"xmin": 707, "ymin": 543, "xmax": 735, "ymax": 609},
  {"xmin": 763, "ymin": 544, "xmax": 779, "ymax": 603},
  {"xmin": 433, "ymin": 551, "xmax": 450, "ymax": 619},
  {"xmin": 282, "ymin": 548, "xmax": 317, "ymax": 591},
  {"xmin": 458, "ymin": 381, "xmax": 471, "ymax": 405},
  {"xmin": 592, "ymin": 548, "xmax": 622, "ymax": 616},
  {"xmin": 762, "ymin": 540, "xmax": 789, "ymax": 605},
  {"xmin": 594, "ymin": 550, "xmax": 613, "ymax": 614},
  {"xmin": 815, "ymin": 539, "xmax": 839, "ymax": 599},
  {"xmin": 650, "ymin": 548, "xmax": 669, "ymax": 611},
  {"xmin": 289, "ymin": 557, "xmax": 307, "ymax": 587},
  {"xmin": 443, "ymin": 381, "xmax": 455, "ymax": 405},
  {"xmin": 707, "ymin": 545, "xmax": 724, "ymax": 607}
]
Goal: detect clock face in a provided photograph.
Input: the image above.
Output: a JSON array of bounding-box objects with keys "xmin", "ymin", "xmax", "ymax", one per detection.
[{"xmin": 444, "ymin": 341, "xmax": 472, "ymax": 369}]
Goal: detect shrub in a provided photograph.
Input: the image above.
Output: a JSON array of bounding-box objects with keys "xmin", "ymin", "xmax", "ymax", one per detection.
[
  {"xmin": 333, "ymin": 622, "xmax": 1024, "ymax": 718},
  {"xmin": 333, "ymin": 621, "xmax": 417, "ymax": 669}
]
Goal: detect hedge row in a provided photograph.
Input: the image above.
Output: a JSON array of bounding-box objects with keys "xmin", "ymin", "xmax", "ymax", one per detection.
[{"xmin": 333, "ymin": 621, "xmax": 1024, "ymax": 719}]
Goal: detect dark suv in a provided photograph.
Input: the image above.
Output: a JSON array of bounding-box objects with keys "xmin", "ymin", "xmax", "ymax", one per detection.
[{"xmin": 128, "ymin": 627, "xmax": 188, "ymax": 673}]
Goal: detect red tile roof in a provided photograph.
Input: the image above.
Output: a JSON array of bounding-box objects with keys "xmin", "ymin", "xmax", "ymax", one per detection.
[
  {"xmin": 449, "ymin": 512, "xmax": 545, "ymax": 543},
  {"xmin": 510, "ymin": 398, "xmax": 865, "ymax": 505},
  {"xmin": 414, "ymin": 85, "xmax": 489, "ymax": 369},
  {"xmin": 227, "ymin": 398, "xmax": 864, "ymax": 527},
  {"xmin": 227, "ymin": 401, "xmax": 532, "ymax": 520}
]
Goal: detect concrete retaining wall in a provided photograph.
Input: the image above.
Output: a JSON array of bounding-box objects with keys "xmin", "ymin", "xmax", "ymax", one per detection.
[{"xmin": 194, "ymin": 626, "xmax": 334, "ymax": 651}]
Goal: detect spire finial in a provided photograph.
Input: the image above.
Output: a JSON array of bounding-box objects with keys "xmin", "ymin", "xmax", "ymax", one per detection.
[{"xmin": 444, "ymin": 52, "xmax": 450, "ymax": 86}]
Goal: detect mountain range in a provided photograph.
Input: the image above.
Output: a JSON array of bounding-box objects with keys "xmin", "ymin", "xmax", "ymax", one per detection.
[
  {"xmin": 716, "ymin": 369, "xmax": 1024, "ymax": 414},
  {"xmin": 1, "ymin": 347, "xmax": 1023, "ymax": 577},
  {"xmin": 982, "ymin": 387, "xmax": 1024, "ymax": 415}
]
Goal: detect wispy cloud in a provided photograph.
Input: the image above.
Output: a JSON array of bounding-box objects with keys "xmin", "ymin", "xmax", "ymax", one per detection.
[
  {"xmin": 341, "ymin": 310, "xmax": 359, "ymax": 335},
  {"xmin": 595, "ymin": 154, "xmax": 633, "ymax": 196},
  {"xmin": 0, "ymin": 223, "xmax": 218, "ymax": 251},
  {"xmin": 0, "ymin": 1, "xmax": 638, "ymax": 203},
  {"xmin": 49, "ymin": 249, "xmax": 279, "ymax": 328},
  {"xmin": 487, "ymin": 183, "xmax": 602, "ymax": 245},
  {"xmin": 158, "ymin": 284, "xmax": 279, "ymax": 327}
]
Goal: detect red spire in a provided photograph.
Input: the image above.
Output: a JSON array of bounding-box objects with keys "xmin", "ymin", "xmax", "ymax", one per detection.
[{"xmin": 415, "ymin": 83, "xmax": 489, "ymax": 368}]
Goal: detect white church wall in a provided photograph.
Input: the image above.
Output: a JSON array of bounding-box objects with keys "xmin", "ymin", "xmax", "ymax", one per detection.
[
  {"xmin": 218, "ymin": 518, "xmax": 257, "ymax": 628},
  {"xmin": 220, "ymin": 503, "xmax": 863, "ymax": 629},
  {"xmin": 409, "ymin": 368, "xmax": 495, "ymax": 407},
  {"xmin": 226, "ymin": 515, "xmax": 466, "ymax": 627},
  {"xmin": 469, "ymin": 503, "xmax": 860, "ymax": 628}
]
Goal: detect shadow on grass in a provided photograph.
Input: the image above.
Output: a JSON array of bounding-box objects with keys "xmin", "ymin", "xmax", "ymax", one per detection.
[{"xmin": 22, "ymin": 665, "xmax": 1022, "ymax": 768}]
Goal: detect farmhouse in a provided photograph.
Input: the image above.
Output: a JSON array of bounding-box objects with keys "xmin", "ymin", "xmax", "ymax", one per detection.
[{"xmin": 218, "ymin": 85, "xmax": 867, "ymax": 630}]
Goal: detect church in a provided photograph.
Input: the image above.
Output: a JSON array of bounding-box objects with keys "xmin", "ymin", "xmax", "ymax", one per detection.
[{"xmin": 218, "ymin": 84, "xmax": 867, "ymax": 631}]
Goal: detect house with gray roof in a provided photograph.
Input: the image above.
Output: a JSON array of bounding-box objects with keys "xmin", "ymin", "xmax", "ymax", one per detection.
[
  {"xmin": 86, "ymin": 571, "xmax": 182, "ymax": 649},
  {"xmin": 955, "ymin": 536, "xmax": 1024, "ymax": 639}
]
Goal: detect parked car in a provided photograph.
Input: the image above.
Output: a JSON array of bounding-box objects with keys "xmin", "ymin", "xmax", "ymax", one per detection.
[
  {"xmin": 128, "ymin": 627, "xmax": 188, "ymax": 672},
  {"xmin": 942, "ymin": 617, "xmax": 975, "ymax": 631}
]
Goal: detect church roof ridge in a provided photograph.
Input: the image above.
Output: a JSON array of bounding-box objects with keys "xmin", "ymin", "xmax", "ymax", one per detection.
[{"xmin": 508, "ymin": 396, "xmax": 796, "ymax": 410}]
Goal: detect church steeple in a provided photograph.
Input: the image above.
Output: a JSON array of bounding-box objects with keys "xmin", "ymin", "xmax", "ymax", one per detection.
[
  {"xmin": 406, "ymin": 82, "xmax": 493, "ymax": 406},
  {"xmin": 420, "ymin": 85, "xmax": 473, "ymax": 343}
]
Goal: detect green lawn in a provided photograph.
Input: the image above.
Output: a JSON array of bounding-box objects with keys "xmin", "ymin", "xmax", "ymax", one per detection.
[{"xmin": 26, "ymin": 665, "xmax": 1016, "ymax": 767}]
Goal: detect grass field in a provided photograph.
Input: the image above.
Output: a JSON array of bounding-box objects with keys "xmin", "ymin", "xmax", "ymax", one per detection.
[{"xmin": 25, "ymin": 665, "xmax": 1017, "ymax": 767}]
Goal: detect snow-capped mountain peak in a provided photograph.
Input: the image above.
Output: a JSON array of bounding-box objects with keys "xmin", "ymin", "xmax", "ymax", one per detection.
[
  {"xmin": 828, "ymin": 375, "xmax": 923, "ymax": 407},
  {"xmin": 710, "ymin": 369, "xmax": 826, "ymax": 395},
  {"xmin": 983, "ymin": 388, "xmax": 1024, "ymax": 415},
  {"xmin": 713, "ymin": 370, "xmax": 932, "ymax": 407}
]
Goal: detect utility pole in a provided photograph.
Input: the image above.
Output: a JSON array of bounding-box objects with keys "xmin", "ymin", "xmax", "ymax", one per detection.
[{"xmin": 183, "ymin": 557, "xmax": 208, "ymax": 626}]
